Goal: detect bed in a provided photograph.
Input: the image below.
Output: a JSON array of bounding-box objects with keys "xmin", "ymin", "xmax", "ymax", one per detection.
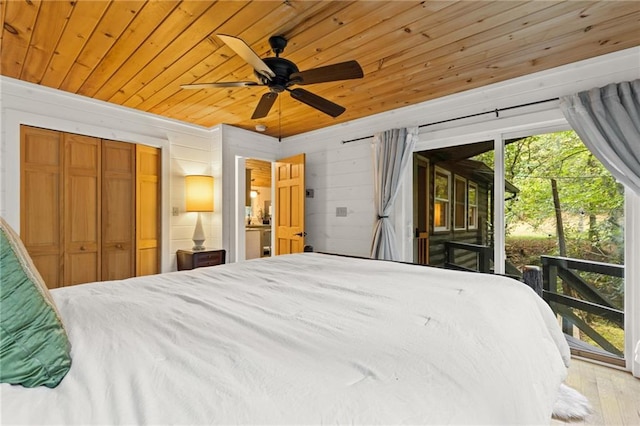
[{"xmin": 2, "ymin": 241, "xmax": 573, "ymax": 424}]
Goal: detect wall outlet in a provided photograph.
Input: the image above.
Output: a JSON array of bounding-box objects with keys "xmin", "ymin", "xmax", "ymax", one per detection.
[
  {"xmin": 336, "ymin": 207, "xmax": 347, "ymax": 217},
  {"xmin": 172, "ymin": 207, "xmax": 179, "ymax": 216}
]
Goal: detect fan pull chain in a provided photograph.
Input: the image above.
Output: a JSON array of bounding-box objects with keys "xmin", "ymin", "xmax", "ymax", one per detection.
[{"xmin": 278, "ymin": 95, "xmax": 282, "ymax": 143}]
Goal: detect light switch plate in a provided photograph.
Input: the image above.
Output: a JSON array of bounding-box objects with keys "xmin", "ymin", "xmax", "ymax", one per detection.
[
  {"xmin": 172, "ymin": 207, "xmax": 179, "ymax": 216},
  {"xmin": 336, "ymin": 207, "xmax": 347, "ymax": 217}
]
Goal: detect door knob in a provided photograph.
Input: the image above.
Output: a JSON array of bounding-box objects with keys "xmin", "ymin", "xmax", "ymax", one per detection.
[{"xmin": 294, "ymin": 231, "xmax": 307, "ymax": 237}]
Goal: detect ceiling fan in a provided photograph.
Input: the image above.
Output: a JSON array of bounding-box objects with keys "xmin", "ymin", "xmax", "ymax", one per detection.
[{"xmin": 181, "ymin": 34, "xmax": 364, "ymax": 119}]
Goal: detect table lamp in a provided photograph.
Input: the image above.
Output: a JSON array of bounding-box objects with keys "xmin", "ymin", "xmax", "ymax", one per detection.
[{"xmin": 185, "ymin": 175, "xmax": 214, "ymax": 251}]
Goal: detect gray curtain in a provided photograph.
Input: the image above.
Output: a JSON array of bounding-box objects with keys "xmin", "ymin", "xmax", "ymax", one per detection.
[
  {"xmin": 370, "ymin": 127, "xmax": 418, "ymax": 260},
  {"xmin": 560, "ymin": 79, "xmax": 640, "ymax": 195}
]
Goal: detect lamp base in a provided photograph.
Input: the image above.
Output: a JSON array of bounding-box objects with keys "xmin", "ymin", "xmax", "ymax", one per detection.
[{"xmin": 192, "ymin": 213, "xmax": 206, "ymax": 251}]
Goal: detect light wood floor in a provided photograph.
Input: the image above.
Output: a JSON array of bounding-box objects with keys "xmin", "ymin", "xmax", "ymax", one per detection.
[{"xmin": 551, "ymin": 358, "xmax": 640, "ymax": 425}]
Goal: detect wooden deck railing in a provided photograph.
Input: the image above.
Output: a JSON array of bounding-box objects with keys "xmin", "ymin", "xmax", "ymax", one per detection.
[
  {"xmin": 541, "ymin": 255, "xmax": 624, "ymax": 358},
  {"xmin": 441, "ymin": 246, "xmax": 625, "ymax": 361},
  {"xmin": 443, "ymin": 241, "xmax": 521, "ymax": 277},
  {"xmin": 443, "ymin": 241, "xmax": 492, "ymax": 273}
]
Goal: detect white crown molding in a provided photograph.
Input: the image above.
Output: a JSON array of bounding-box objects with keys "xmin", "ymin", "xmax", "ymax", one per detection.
[{"xmin": 0, "ymin": 75, "xmax": 212, "ymax": 137}]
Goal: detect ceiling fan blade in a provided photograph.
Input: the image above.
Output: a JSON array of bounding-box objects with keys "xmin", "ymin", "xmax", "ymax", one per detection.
[
  {"xmin": 181, "ymin": 81, "xmax": 260, "ymax": 89},
  {"xmin": 217, "ymin": 34, "xmax": 275, "ymax": 80},
  {"xmin": 290, "ymin": 60, "xmax": 363, "ymax": 85},
  {"xmin": 288, "ymin": 88, "xmax": 346, "ymax": 118},
  {"xmin": 251, "ymin": 92, "xmax": 278, "ymax": 119}
]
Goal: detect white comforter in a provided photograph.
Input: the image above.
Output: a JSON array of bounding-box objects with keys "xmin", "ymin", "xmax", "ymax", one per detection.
[{"xmin": 1, "ymin": 253, "xmax": 570, "ymax": 425}]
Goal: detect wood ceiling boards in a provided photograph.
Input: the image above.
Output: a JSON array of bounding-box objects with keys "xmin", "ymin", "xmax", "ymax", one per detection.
[
  {"xmin": 2, "ymin": 1, "xmax": 639, "ymax": 138},
  {"xmin": 246, "ymin": 158, "xmax": 271, "ymax": 188}
]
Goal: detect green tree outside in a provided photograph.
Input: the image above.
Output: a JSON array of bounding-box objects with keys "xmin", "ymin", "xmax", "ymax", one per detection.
[
  {"xmin": 473, "ymin": 131, "xmax": 625, "ymax": 353},
  {"xmin": 474, "ymin": 130, "xmax": 624, "ymax": 265}
]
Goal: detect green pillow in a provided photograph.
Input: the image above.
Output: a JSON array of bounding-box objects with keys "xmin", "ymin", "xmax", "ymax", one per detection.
[{"xmin": 0, "ymin": 217, "xmax": 71, "ymax": 387}]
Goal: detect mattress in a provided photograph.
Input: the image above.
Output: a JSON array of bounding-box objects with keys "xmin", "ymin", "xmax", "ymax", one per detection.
[{"xmin": 1, "ymin": 253, "xmax": 570, "ymax": 424}]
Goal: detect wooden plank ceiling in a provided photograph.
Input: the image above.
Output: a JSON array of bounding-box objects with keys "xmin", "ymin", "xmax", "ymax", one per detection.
[
  {"xmin": 246, "ymin": 158, "xmax": 271, "ymax": 188},
  {"xmin": 2, "ymin": 1, "xmax": 639, "ymax": 138}
]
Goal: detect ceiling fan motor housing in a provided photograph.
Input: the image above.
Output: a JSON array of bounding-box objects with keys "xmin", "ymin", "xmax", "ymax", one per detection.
[
  {"xmin": 268, "ymin": 35, "xmax": 288, "ymax": 56},
  {"xmin": 257, "ymin": 57, "xmax": 300, "ymax": 93}
]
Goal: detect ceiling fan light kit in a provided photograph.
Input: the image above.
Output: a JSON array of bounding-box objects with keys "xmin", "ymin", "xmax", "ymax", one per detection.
[{"xmin": 181, "ymin": 34, "xmax": 363, "ymax": 121}]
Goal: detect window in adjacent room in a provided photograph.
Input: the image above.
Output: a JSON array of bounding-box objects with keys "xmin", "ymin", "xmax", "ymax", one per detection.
[
  {"xmin": 434, "ymin": 167, "xmax": 451, "ymax": 232},
  {"xmin": 468, "ymin": 181, "xmax": 478, "ymax": 230},
  {"xmin": 454, "ymin": 175, "xmax": 467, "ymax": 230}
]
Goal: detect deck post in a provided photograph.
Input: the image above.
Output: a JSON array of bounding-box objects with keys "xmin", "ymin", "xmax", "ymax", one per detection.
[
  {"xmin": 522, "ymin": 265, "xmax": 543, "ymax": 297},
  {"xmin": 478, "ymin": 247, "xmax": 491, "ymax": 273},
  {"xmin": 543, "ymin": 256, "xmax": 572, "ymax": 334},
  {"xmin": 445, "ymin": 243, "xmax": 454, "ymax": 268}
]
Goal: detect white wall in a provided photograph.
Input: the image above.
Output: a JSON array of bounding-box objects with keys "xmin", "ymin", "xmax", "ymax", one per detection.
[
  {"xmin": 278, "ymin": 134, "xmax": 375, "ymax": 257},
  {"xmin": 0, "ymin": 76, "xmax": 219, "ymax": 273}
]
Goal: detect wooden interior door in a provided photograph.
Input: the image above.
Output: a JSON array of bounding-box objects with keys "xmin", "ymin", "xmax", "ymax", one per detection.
[
  {"xmin": 102, "ymin": 140, "xmax": 135, "ymax": 280},
  {"xmin": 20, "ymin": 126, "xmax": 64, "ymax": 288},
  {"xmin": 275, "ymin": 153, "xmax": 305, "ymax": 255},
  {"xmin": 64, "ymin": 133, "xmax": 101, "ymax": 285},
  {"xmin": 414, "ymin": 154, "xmax": 430, "ymax": 265},
  {"xmin": 136, "ymin": 145, "xmax": 160, "ymax": 276}
]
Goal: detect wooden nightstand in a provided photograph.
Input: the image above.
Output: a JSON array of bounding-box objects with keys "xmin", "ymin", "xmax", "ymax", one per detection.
[{"xmin": 176, "ymin": 249, "xmax": 226, "ymax": 271}]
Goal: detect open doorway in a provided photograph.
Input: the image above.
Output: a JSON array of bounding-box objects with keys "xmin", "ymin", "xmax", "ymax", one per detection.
[
  {"xmin": 245, "ymin": 158, "xmax": 273, "ymax": 260},
  {"xmin": 412, "ymin": 140, "xmax": 509, "ymax": 271},
  {"xmin": 496, "ymin": 130, "xmax": 625, "ymax": 365},
  {"xmin": 412, "ymin": 130, "xmax": 626, "ymax": 365},
  {"xmin": 236, "ymin": 153, "xmax": 307, "ymax": 261}
]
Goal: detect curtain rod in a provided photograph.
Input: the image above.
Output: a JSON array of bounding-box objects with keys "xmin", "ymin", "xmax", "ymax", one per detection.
[{"xmin": 341, "ymin": 97, "xmax": 560, "ymax": 144}]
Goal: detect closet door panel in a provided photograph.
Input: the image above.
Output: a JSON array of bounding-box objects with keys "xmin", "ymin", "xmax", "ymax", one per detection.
[
  {"xmin": 20, "ymin": 126, "xmax": 63, "ymax": 288},
  {"xmin": 102, "ymin": 141, "xmax": 135, "ymax": 280},
  {"xmin": 22, "ymin": 172, "xmax": 61, "ymax": 248},
  {"xmin": 136, "ymin": 145, "xmax": 160, "ymax": 276},
  {"xmin": 67, "ymin": 253, "xmax": 99, "ymax": 286},
  {"xmin": 68, "ymin": 176, "xmax": 99, "ymax": 245},
  {"xmin": 139, "ymin": 180, "xmax": 158, "ymax": 241},
  {"xmin": 64, "ymin": 134, "xmax": 101, "ymax": 285},
  {"xmin": 137, "ymin": 248, "xmax": 159, "ymax": 276}
]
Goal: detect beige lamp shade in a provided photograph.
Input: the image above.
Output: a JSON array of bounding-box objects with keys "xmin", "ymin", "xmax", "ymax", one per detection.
[{"xmin": 185, "ymin": 175, "xmax": 214, "ymax": 212}]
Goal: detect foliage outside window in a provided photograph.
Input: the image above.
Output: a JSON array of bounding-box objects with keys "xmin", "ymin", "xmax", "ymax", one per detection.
[
  {"xmin": 454, "ymin": 176, "xmax": 467, "ymax": 230},
  {"xmin": 434, "ymin": 168, "xmax": 451, "ymax": 232},
  {"xmin": 468, "ymin": 182, "xmax": 478, "ymax": 230},
  {"xmin": 472, "ymin": 130, "xmax": 625, "ymax": 355}
]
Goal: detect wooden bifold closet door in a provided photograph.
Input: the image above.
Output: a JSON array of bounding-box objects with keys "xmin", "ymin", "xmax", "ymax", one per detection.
[
  {"xmin": 63, "ymin": 133, "xmax": 101, "ymax": 285},
  {"xmin": 135, "ymin": 144, "xmax": 160, "ymax": 276},
  {"xmin": 102, "ymin": 140, "xmax": 135, "ymax": 281},
  {"xmin": 20, "ymin": 127, "xmax": 64, "ymax": 288},
  {"xmin": 20, "ymin": 125, "xmax": 159, "ymax": 288}
]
